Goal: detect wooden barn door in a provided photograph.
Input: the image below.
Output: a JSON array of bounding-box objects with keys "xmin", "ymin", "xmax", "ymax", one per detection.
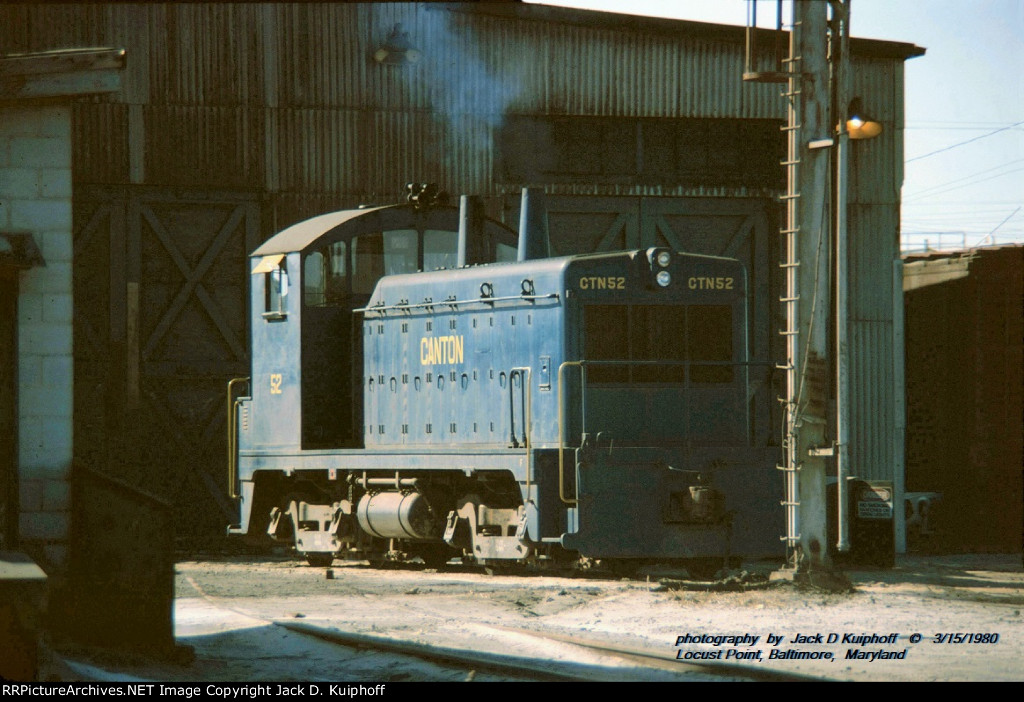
[
  {"xmin": 74, "ymin": 187, "xmax": 259, "ymax": 544},
  {"xmin": 536, "ymin": 196, "xmax": 642, "ymax": 255}
]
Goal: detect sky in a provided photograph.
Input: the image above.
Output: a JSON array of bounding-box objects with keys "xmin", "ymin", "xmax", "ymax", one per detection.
[{"xmin": 526, "ymin": 0, "xmax": 1024, "ymax": 251}]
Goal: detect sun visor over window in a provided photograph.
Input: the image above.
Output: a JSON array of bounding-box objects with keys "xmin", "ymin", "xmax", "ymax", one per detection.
[{"xmin": 251, "ymin": 253, "xmax": 285, "ymax": 274}]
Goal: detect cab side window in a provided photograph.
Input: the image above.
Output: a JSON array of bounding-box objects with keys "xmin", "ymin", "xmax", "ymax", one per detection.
[{"xmin": 304, "ymin": 242, "xmax": 348, "ymax": 307}]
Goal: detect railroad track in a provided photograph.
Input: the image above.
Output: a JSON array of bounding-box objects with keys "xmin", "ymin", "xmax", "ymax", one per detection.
[
  {"xmin": 278, "ymin": 620, "xmax": 824, "ymax": 682},
  {"xmin": 277, "ymin": 621, "xmax": 603, "ymax": 682},
  {"xmin": 177, "ymin": 571, "xmax": 825, "ymax": 683}
]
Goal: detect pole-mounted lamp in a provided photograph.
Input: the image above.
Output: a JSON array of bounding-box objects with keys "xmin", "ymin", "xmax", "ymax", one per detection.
[{"xmin": 846, "ymin": 97, "xmax": 883, "ymax": 140}]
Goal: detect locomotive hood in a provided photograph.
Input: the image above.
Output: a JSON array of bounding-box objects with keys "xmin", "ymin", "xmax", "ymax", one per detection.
[
  {"xmin": 362, "ymin": 256, "xmax": 574, "ymax": 314},
  {"xmin": 361, "ymin": 249, "xmax": 747, "ymax": 315}
]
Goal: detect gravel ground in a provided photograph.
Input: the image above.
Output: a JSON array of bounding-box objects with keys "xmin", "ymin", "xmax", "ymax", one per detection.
[{"xmin": 52, "ymin": 552, "xmax": 1024, "ymax": 683}]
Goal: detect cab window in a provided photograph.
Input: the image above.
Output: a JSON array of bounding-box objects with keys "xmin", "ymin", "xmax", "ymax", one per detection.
[{"xmin": 304, "ymin": 242, "xmax": 347, "ymax": 307}]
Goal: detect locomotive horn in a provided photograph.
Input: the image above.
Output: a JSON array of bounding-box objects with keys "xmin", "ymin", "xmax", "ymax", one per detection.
[
  {"xmin": 517, "ymin": 186, "xmax": 551, "ymax": 262},
  {"xmin": 456, "ymin": 195, "xmax": 485, "ymax": 267}
]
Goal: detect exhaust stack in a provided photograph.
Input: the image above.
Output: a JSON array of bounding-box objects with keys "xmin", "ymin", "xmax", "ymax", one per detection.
[
  {"xmin": 456, "ymin": 195, "xmax": 485, "ymax": 267},
  {"xmin": 517, "ymin": 186, "xmax": 551, "ymax": 262}
]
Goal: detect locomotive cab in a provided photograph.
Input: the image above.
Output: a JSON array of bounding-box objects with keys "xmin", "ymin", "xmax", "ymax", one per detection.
[
  {"xmin": 230, "ymin": 204, "xmax": 517, "ymax": 543},
  {"xmin": 242, "ymin": 205, "xmax": 517, "ymax": 452}
]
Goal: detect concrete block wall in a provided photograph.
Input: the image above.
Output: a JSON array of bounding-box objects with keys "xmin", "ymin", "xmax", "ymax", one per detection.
[{"xmin": 0, "ymin": 104, "xmax": 73, "ymax": 569}]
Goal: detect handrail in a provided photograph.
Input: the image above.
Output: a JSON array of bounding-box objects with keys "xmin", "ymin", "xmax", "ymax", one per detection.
[
  {"xmin": 509, "ymin": 367, "xmax": 532, "ymax": 493},
  {"xmin": 356, "ymin": 293, "xmax": 559, "ymax": 315},
  {"xmin": 557, "ymin": 361, "xmax": 584, "ymax": 505},
  {"xmin": 226, "ymin": 377, "xmax": 250, "ymax": 499}
]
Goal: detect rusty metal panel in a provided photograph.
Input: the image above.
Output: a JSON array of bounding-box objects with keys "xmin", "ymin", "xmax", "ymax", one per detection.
[
  {"xmin": 0, "ymin": 2, "xmax": 905, "ymax": 124},
  {"xmin": 0, "ymin": 5, "xmax": 29, "ymax": 51},
  {"xmin": 483, "ymin": 13, "xmax": 784, "ymax": 119},
  {"xmin": 4, "ymin": 2, "xmax": 908, "ymax": 205},
  {"xmin": 103, "ymin": 3, "xmax": 153, "ymax": 105},
  {"xmin": 4, "ymin": 3, "xmax": 103, "ymax": 50},
  {"xmin": 143, "ymin": 105, "xmax": 262, "ymax": 188},
  {"xmin": 363, "ymin": 110, "xmax": 444, "ymax": 198},
  {"xmin": 0, "ymin": 3, "xmax": 145, "ymax": 103},
  {"xmin": 270, "ymin": 108, "xmax": 360, "ymax": 194},
  {"xmin": 147, "ymin": 2, "xmax": 262, "ymax": 106},
  {"xmin": 271, "ymin": 3, "xmax": 371, "ymax": 109},
  {"xmin": 72, "ymin": 103, "xmax": 130, "ymax": 185},
  {"xmin": 267, "ymin": 107, "xmax": 449, "ymax": 199}
]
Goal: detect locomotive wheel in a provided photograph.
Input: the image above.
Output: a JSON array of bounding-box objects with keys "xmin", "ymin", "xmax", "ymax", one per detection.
[
  {"xmin": 684, "ymin": 557, "xmax": 724, "ymax": 580},
  {"xmin": 305, "ymin": 552, "xmax": 335, "ymax": 568}
]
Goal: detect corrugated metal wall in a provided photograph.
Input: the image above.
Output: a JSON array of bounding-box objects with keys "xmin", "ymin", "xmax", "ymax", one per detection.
[
  {"xmin": 847, "ymin": 53, "xmax": 905, "ymax": 490},
  {"xmin": 3, "ymin": 3, "xmax": 905, "ymax": 201},
  {"xmin": 0, "ymin": 2, "xmax": 914, "ymax": 544}
]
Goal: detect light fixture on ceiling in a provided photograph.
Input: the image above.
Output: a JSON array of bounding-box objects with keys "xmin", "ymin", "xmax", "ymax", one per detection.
[
  {"xmin": 846, "ymin": 98, "xmax": 883, "ymax": 140},
  {"xmin": 373, "ymin": 24, "xmax": 421, "ymax": 65}
]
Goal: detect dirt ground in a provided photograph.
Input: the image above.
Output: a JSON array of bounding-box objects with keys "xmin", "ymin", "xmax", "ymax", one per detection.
[{"xmin": 53, "ymin": 552, "xmax": 1024, "ymax": 683}]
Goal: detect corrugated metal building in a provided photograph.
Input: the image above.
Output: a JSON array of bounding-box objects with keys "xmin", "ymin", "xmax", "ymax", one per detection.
[
  {"xmin": 903, "ymin": 246, "xmax": 1023, "ymax": 551},
  {"xmin": 0, "ymin": 2, "xmax": 923, "ymax": 549}
]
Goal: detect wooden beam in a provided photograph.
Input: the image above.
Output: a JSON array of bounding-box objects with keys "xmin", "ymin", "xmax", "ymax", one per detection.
[{"xmin": 0, "ymin": 48, "xmax": 125, "ymax": 100}]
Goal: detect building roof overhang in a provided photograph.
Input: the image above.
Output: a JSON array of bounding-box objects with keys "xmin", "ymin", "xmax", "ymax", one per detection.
[
  {"xmin": 0, "ymin": 47, "xmax": 126, "ymax": 102},
  {"xmin": 442, "ymin": 3, "xmax": 926, "ymax": 61}
]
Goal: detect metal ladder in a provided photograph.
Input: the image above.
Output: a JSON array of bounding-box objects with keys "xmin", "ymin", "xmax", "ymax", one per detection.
[{"xmin": 776, "ymin": 41, "xmax": 802, "ymax": 562}]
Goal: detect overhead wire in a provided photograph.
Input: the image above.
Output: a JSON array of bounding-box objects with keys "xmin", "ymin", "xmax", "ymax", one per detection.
[
  {"xmin": 905, "ymin": 119, "xmax": 1024, "ymax": 163},
  {"xmin": 905, "ymin": 169, "xmax": 1024, "ymax": 202},
  {"xmin": 975, "ymin": 206, "xmax": 1022, "ymax": 246},
  {"xmin": 906, "ymin": 119, "xmax": 1024, "ymax": 132},
  {"xmin": 905, "ymin": 157, "xmax": 1024, "ymax": 197}
]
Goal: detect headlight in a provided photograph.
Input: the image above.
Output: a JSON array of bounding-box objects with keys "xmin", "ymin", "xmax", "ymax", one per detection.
[
  {"xmin": 656, "ymin": 270, "xmax": 671, "ymax": 287},
  {"xmin": 656, "ymin": 251, "xmax": 671, "ymax": 267}
]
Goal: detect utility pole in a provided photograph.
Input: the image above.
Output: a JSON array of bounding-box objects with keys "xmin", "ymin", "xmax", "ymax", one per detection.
[{"xmin": 780, "ymin": 0, "xmax": 833, "ymax": 573}]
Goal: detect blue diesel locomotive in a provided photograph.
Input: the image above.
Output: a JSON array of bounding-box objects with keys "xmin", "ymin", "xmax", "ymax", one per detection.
[{"xmin": 228, "ymin": 188, "xmax": 770, "ymax": 575}]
